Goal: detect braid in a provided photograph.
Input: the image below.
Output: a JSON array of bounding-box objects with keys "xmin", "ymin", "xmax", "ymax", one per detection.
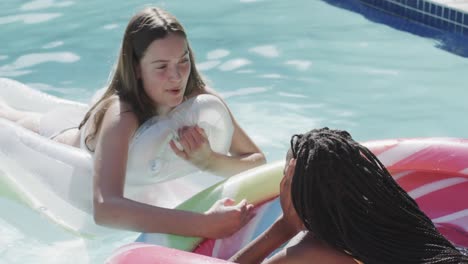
[{"xmin": 289, "ymin": 127, "xmax": 468, "ymax": 264}]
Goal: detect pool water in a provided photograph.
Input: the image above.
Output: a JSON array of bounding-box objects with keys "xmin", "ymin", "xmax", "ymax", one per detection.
[{"xmin": 0, "ymin": 0, "xmax": 467, "ymax": 263}]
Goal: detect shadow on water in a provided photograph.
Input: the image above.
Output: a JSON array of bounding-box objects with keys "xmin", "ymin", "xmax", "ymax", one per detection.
[{"xmin": 323, "ymin": 0, "xmax": 468, "ymax": 58}]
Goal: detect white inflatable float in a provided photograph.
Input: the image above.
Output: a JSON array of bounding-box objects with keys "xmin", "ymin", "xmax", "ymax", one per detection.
[{"xmin": 0, "ymin": 78, "xmax": 233, "ymax": 236}]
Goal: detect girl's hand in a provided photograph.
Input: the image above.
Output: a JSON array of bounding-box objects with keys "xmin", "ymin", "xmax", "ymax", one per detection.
[
  {"xmin": 203, "ymin": 198, "xmax": 255, "ymax": 239},
  {"xmin": 170, "ymin": 125, "xmax": 214, "ymax": 170}
]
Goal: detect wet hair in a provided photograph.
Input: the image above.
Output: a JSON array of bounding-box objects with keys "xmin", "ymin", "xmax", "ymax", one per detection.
[
  {"xmin": 289, "ymin": 127, "xmax": 468, "ymax": 263},
  {"xmin": 79, "ymin": 7, "xmax": 205, "ymax": 149}
]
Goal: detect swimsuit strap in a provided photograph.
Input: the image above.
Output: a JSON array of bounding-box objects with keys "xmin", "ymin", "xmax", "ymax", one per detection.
[{"xmin": 49, "ymin": 126, "xmax": 79, "ymax": 140}]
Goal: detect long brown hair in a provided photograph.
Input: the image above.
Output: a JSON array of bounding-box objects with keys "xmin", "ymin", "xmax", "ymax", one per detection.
[{"xmin": 79, "ymin": 7, "xmax": 205, "ymax": 148}]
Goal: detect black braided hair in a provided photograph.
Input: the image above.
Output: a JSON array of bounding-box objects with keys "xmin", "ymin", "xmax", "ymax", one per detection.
[{"xmin": 289, "ymin": 127, "xmax": 468, "ymax": 264}]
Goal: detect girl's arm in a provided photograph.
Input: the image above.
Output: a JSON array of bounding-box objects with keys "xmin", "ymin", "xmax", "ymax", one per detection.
[
  {"xmin": 92, "ymin": 101, "xmax": 253, "ymax": 237},
  {"xmin": 232, "ymin": 228, "xmax": 356, "ymax": 264},
  {"xmin": 172, "ymin": 87, "xmax": 266, "ymax": 177},
  {"xmin": 230, "ymin": 158, "xmax": 303, "ymax": 263},
  {"xmin": 229, "ymin": 217, "xmax": 298, "ymax": 264}
]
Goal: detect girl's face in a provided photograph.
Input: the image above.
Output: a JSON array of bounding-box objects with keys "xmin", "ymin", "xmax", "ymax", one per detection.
[
  {"xmin": 280, "ymin": 157, "xmax": 295, "ymax": 213},
  {"xmin": 138, "ymin": 33, "xmax": 191, "ymax": 116},
  {"xmin": 280, "ymin": 157, "xmax": 305, "ymax": 231}
]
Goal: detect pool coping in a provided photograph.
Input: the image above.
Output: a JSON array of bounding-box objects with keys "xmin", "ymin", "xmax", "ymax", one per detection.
[{"xmin": 359, "ymin": 0, "xmax": 468, "ymax": 37}]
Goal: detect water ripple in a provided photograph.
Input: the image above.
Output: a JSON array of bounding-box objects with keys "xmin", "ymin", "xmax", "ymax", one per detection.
[
  {"xmin": 221, "ymin": 87, "xmax": 269, "ymax": 98},
  {"xmin": 102, "ymin": 24, "xmax": 119, "ymax": 30},
  {"xmin": 20, "ymin": 0, "xmax": 74, "ymax": 11},
  {"xmin": 0, "ymin": 13, "xmax": 62, "ymax": 25},
  {"xmin": 259, "ymin": 74, "xmax": 282, "ymax": 79},
  {"xmin": 219, "ymin": 58, "xmax": 251, "ymax": 71},
  {"xmin": 277, "ymin": 92, "xmax": 308, "ymax": 98},
  {"xmin": 236, "ymin": 69, "xmax": 255, "ymax": 74},
  {"xmin": 249, "ymin": 45, "xmax": 280, "ymax": 58},
  {"xmin": 42, "ymin": 41, "xmax": 64, "ymax": 49},
  {"xmin": 197, "ymin": 60, "xmax": 221, "ymax": 71},
  {"xmin": 361, "ymin": 67, "xmax": 400, "ymax": 76},
  {"xmin": 0, "ymin": 52, "xmax": 80, "ymax": 77},
  {"xmin": 285, "ymin": 60, "xmax": 312, "ymax": 71},
  {"xmin": 206, "ymin": 49, "xmax": 230, "ymax": 60}
]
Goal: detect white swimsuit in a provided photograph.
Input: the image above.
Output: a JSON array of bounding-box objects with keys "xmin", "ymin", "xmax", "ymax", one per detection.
[{"xmin": 65, "ymin": 94, "xmax": 233, "ymax": 210}]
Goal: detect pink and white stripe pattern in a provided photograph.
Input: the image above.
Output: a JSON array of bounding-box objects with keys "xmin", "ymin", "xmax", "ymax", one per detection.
[
  {"xmin": 196, "ymin": 138, "xmax": 468, "ymax": 258},
  {"xmin": 367, "ymin": 138, "xmax": 468, "ymax": 247}
]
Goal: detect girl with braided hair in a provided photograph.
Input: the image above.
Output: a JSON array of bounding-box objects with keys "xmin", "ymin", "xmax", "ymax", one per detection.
[{"xmin": 230, "ymin": 127, "xmax": 468, "ymax": 263}]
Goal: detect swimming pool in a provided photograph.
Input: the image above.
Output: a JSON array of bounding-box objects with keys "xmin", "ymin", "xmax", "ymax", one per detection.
[{"xmin": 1, "ymin": 0, "xmax": 467, "ymax": 263}]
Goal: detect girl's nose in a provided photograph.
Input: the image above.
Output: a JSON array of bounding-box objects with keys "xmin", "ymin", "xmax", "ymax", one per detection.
[{"xmin": 168, "ymin": 65, "xmax": 181, "ymax": 82}]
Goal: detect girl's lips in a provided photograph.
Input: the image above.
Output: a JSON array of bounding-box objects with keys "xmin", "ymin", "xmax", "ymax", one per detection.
[{"xmin": 167, "ymin": 88, "xmax": 181, "ymax": 95}]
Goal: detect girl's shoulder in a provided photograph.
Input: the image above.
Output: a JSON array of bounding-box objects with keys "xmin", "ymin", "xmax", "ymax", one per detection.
[
  {"xmin": 100, "ymin": 95, "xmax": 132, "ymax": 112},
  {"xmin": 293, "ymin": 236, "xmax": 357, "ymax": 264},
  {"xmin": 265, "ymin": 234, "xmax": 357, "ymax": 264},
  {"xmin": 99, "ymin": 97, "xmax": 139, "ymax": 132},
  {"xmin": 82, "ymin": 96, "xmax": 139, "ymax": 152}
]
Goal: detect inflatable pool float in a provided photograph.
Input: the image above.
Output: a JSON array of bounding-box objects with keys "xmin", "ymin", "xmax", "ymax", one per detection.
[
  {"xmin": 107, "ymin": 137, "xmax": 468, "ymax": 263},
  {"xmin": 0, "ymin": 78, "xmax": 233, "ymax": 237}
]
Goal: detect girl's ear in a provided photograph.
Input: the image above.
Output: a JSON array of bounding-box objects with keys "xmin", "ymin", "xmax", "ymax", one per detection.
[
  {"xmin": 285, "ymin": 158, "xmax": 296, "ymax": 180},
  {"xmin": 281, "ymin": 158, "xmax": 296, "ymax": 193}
]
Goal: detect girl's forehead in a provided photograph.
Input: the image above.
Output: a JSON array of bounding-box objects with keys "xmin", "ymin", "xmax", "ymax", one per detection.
[{"xmin": 144, "ymin": 34, "xmax": 188, "ymax": 61}]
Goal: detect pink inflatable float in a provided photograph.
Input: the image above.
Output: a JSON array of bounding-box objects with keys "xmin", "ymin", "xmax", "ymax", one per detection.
[{"xmin": 107, "ymin": 137, "xmax": 468, "ymax": 263}]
